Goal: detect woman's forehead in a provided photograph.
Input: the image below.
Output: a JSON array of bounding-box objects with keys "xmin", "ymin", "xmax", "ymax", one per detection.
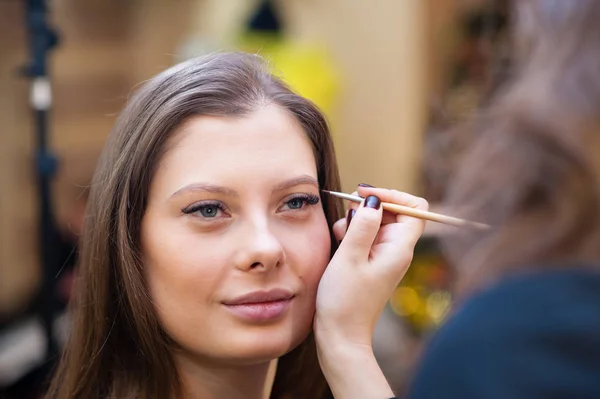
[{"xmin": 152, "ymin": 105, "xmax": 319, "ymax": 197}]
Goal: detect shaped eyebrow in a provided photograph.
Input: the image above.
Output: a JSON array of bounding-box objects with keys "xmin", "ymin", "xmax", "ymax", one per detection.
[
  {"xmin": 171, "ymin": 183, "xmax": 239, "ymax": 198},
  {"xmin": 171, "ymin": 175, "xmax": 319, "ymax": 198},
  {"xmin": 271, "ymin": 175, "xmax": 319, "ymax": 192}
]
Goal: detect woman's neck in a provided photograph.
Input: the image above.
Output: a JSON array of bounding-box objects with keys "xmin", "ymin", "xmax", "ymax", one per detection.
[{"xmin": 174, "ymin": 353, "xmax": 278, "ymax": 399}]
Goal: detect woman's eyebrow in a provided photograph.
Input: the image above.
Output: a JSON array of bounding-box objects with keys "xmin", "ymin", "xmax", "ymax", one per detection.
[
  {"xmin": 171, "ymin": 175, "xmax": 318, "ymax": 198},
  {"xmin": 171, "ymin": 183, "xmax": 239, "ymax": 198},
  {"xmin": 272, "ymin": 175, "xmax": 319, "ymax": 192}
]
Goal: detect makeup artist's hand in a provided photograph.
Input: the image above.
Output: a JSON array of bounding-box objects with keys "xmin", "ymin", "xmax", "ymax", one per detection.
[
  {"xmin": 315, "ymin": 185, "xmax": 427, "ymax": 346},
  {"xmin": 314, "ymin": 185, "xmax": 427, "ymax": 399}
]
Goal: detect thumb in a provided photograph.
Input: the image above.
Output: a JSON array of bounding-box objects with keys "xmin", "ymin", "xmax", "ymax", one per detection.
[{"xmin": 336, "ymin": 195, "xmax": 382, "ymax": 262}]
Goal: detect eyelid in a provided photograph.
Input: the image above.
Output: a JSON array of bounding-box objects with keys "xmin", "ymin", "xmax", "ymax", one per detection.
[
  {"xmin": 279, "ymin": 193, "xmax": 320, "ymax": 210},
  {"xmin": 180, "ymin": 193, "xmax": 319, "ymax": 216},
  {"xmin": 181, "ymin": 200, "xmax": 229, "ymax": 216}
]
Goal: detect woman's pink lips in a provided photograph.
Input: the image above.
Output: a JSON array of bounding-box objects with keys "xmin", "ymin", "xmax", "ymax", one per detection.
[{"xmin": 224, "ymin": 297, "xmax": 294, "ymax": 322}]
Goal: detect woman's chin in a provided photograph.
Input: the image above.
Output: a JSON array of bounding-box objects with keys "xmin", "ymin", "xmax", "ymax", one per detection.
[
  {"xmin": 216, "ymin": 334, "xmax": 304, "ymax": 366},
  {"xmin": 168, "ymin": 308, "xmax": 316, "ymax": 367},
  {"xmin": 185, "ymin": 326, "xmax": 312, "ymax": 367}
]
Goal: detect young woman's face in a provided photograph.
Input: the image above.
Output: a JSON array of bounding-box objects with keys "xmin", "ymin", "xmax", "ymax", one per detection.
[{"xmin": 141, "ymin": 105, "xmax": 331, "ymax": 365}]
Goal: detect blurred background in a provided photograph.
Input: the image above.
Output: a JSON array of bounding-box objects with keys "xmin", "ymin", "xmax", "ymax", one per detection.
[{"xmin": 0, "ymin": 0, "xmax": 510, "ymax": 397}]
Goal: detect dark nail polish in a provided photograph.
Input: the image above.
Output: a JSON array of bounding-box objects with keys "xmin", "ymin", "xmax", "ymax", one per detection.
[
  {"xmin": 358, "ymin": 183, "xmax": 374, "ymax": 188},
  {"xmin": 364, "ymin": 195, "xmax": 381, "ymax": 210},
  {"xmin": 346, "ymin": 208, "xmax": 356, "ymax": 227}
]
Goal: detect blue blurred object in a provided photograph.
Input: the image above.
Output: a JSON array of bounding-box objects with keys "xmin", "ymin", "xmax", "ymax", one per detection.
[{"xmin": 407, "ymin": 268, "xmax": 600, "ymax": 398}]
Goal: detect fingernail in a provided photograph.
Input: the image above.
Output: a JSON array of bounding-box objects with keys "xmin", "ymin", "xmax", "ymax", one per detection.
[
  {"xmin": 358, "ymin": 183, "xmax": 374, "ymax": 188},
  {"xmin": 346, "ymin": 208, "xmax": 356, "ymax": 227},
  {"xmin": 364, "ymin": 195, "xmax": 381, "ymax": 210}
]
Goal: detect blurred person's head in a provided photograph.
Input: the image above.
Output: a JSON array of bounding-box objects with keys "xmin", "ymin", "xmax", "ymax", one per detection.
[
  {"xmin": 46, "ymin": 52, "xmax": 343, "ymax": 399},
  {"xmin": 441, "ymin": 0, "xmax": 600, "ymax": 295}
]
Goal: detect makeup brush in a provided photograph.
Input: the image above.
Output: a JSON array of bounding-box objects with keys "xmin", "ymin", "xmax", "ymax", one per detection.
[{"xmin": 322, "ymin": 190, "xmax": 490, "ymax": 230}]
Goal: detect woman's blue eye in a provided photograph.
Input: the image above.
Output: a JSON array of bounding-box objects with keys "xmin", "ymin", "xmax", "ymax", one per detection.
[
  {"xmin": 282, "ymin": 194, "xmax": 320, "ymax": 211},
  {"xmin": 182, "ymin": 202, "xmax": 225, "ymax": 218},
  {"xmin": 198, "ymin": 204, "xmax": 220, "ymax": 218},
  {"xmin": 287, "ymin": 198, "xmax": 305, "ymax": 209}
]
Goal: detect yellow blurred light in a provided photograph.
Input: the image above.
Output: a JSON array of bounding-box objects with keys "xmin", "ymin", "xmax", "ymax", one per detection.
[
  {"xmin": 426, "ymin": 291, "xmax": 452, "ymax": 324},
  {"xmin": 390, "ymin": 286, "xmax": 421, "ymax": 316},
  {"xmin": 236, "ymin": 33, "xmax": 340, "ymax": 120}
]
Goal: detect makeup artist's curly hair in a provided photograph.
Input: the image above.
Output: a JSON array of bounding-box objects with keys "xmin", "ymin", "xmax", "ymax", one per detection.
[
  {"xmin": 440, "ymin": 0, "xmax": 600, "ymax": 295},
  {"xmin": 44, "ymin": 52, "xmax": 343, "ymax": 399}
]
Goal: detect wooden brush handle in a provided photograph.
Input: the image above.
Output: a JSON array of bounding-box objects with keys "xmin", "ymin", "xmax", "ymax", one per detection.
[{"xmin": 381, "ymin": 202, "xmax": 490, "ymax": 230}]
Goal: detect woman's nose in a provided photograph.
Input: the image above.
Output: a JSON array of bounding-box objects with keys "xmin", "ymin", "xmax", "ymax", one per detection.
[{"xmin": 233, "ymin": 218, "xmax": 286, "ymax": 273}]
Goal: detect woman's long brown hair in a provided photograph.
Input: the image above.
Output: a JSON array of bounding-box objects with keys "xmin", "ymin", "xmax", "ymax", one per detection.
[
  {"xmin": 440, "ymin": 0, "xmax": 600, "ymax": 296},
  {"xmin": 44, "ymin": 52, "xmax": 343, "ymax": 399}
]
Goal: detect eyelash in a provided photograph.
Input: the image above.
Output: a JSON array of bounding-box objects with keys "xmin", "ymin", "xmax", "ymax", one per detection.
[
  {"xmin": 281, "ymin": 193, "xmax": 320, "ymax": 211},
  {"xmin": 181, "ymin": 201, "xmax": 227, "ymax": 218},
  {"xmin": 180, "ymin": 194, "xmax": 320, "ymax": 219}
]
